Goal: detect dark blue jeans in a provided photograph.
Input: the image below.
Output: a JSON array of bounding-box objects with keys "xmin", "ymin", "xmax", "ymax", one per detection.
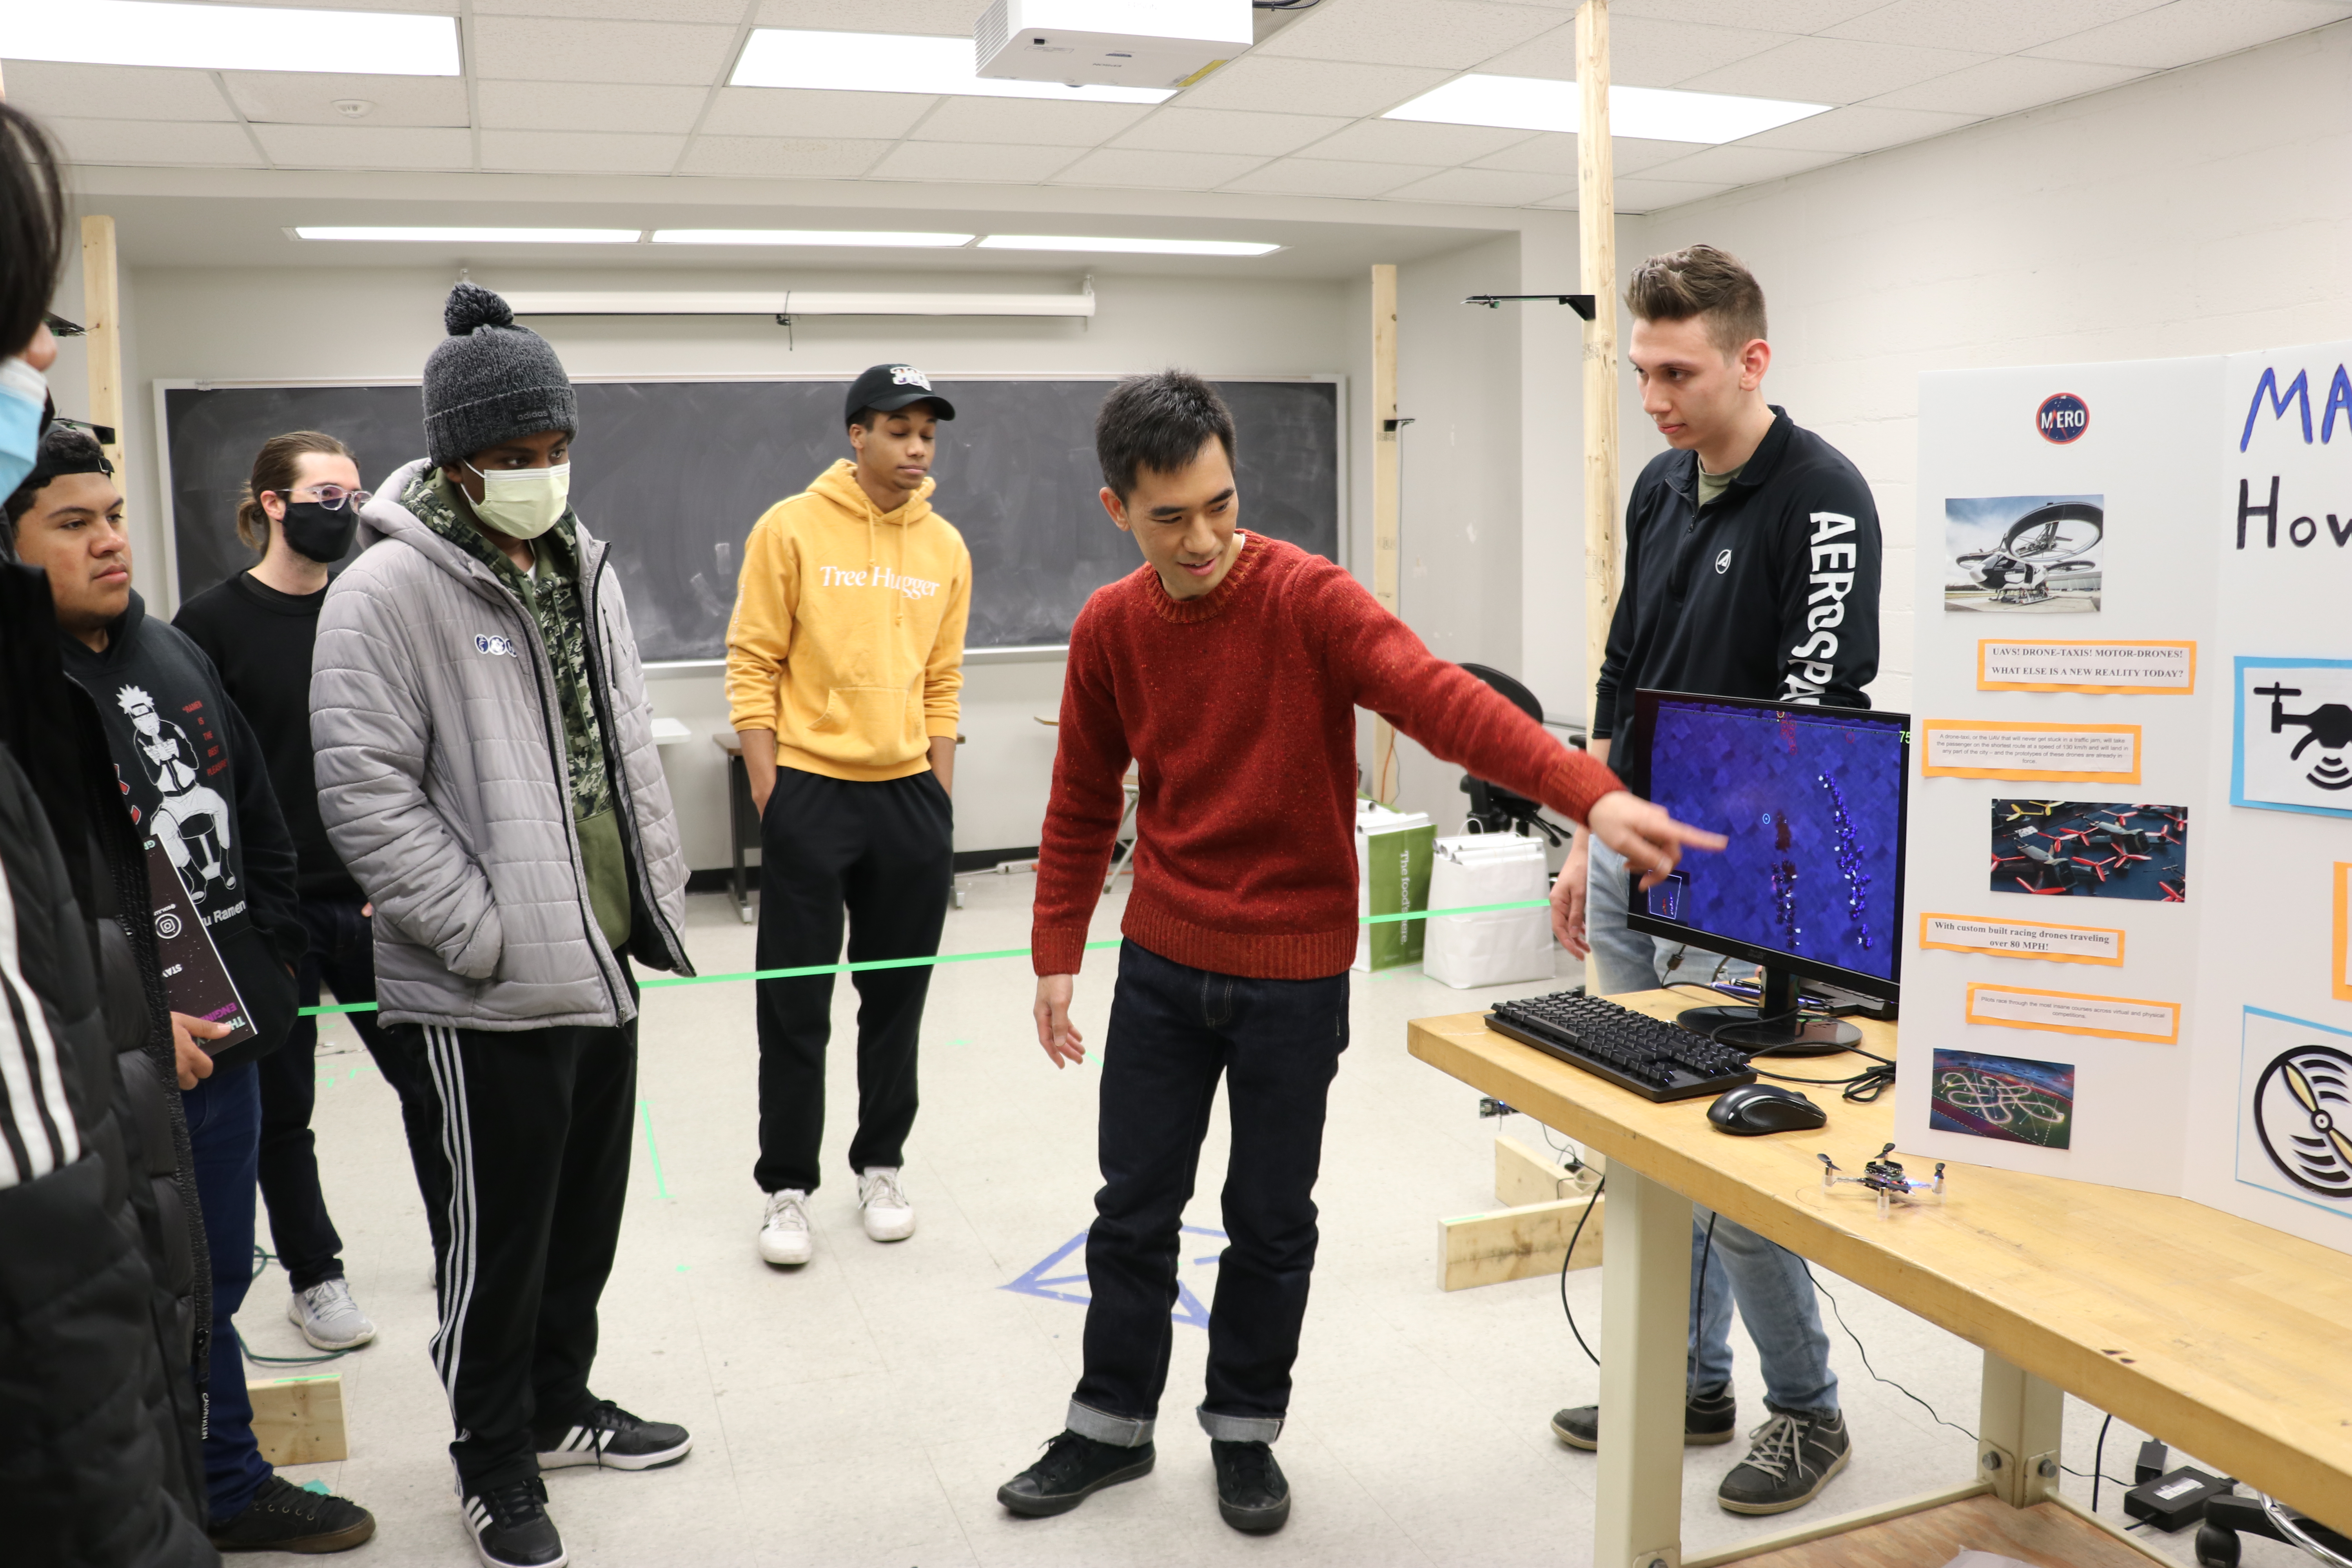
[
  {"xmin": 185, "ymin": 1060, "xmax": 272, "ymax": 1522},
  {"xmin": 1069, "ymin": 941, "xmax": 1348, "ymax": 1448}
]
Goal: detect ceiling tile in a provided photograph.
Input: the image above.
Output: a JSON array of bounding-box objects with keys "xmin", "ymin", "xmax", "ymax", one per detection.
[
  {"xmin": 45, "ymin": 117, "xmax": 259, "ymax": 165},
  {"xmin": 1484, "ymin": 15, "xmax": 1799, "ymax": 89},
  {"xmin": 910, "ymin": 97, "xmax": 1155, "ymax": 146},
  {"xmin": 478, "ymin": 81, "xmax": 712, "ymax": 134},
  {"xmin": 1111, "ymin": 108, "xmax": 1352, "ymax": 157},
  {"xmin": 480, "ymin": 129, "xmax": 686, "ymax": 173},
  {"xmin": 1296, "ymin": 118, "xmax": 1536, "ymax": 165},
  {"xmin": 1252, "ymin": 0, "xmax": 1563, "ymax": 70},
  {"xmin": 252, "ymin": 124, "xmax": 475, "ymax": 170},
  {"xmin": 1049, "ymin": 148, "xmax": 1271, "ymax": 190},
  {"xmin": 865, "ymin": 140, "xmax": 1080, "ymax": 182},
  {"xmin": 1867, "ymin": 54, "xmax": 2147, "ymax": 115},
  {"xmin": 1610, "ymin": 0, "xmax": 1887, "ymax": 26},
  {"xmin": 755, "ymin": 0, "xmax": 984, "ymax": 31},
  {"xmin": 2026, "ymin": 0, "xmax": 2350, "ymax": 70},
  {"xmin": 1586, "ymin": 175, "xmax": 1740, "ymax": 212},
  {"xmin": 700, "ymin": 87, "xmax": 936, "ymax": 139},
  {"xmin": 222, "ymin": 73, "xmax": 470, "ymax": 127},
  {"xmin": 1381, "ymin": 167, "xmax": 1577, "ymax": 205},
  {"xmin": 1733, "ymin": 102, "xmax": 1980, "ymax": 151},
  {"xmin": 0, "ymin": 63, "xmax": 236, "ymax": 123},
  {"xmin": 1678, "ymin": 36, "xmax": 1996, "ymax": 103},
  {"xmin": 475, "ymin": 0, "xmax": 746, "ymax": 19},
  {"xmin": 1176, "ymin": 56, "xmax": 1452, "ymax": 118},
  {"xmin": 470, "ymin": 16, "xmax": 740, "ymax": 86},
  {"xmin": 1468, "ymin": 131, "xmax": 1709, "ymax": 176},
  {"xmin": 1826, "ymin": 0, "xmax": 2167, "ymax": 54},
  {"xmin": 1218, "ymin": 156, "xmax": 1443, "ymax": 198},
  {"xmin": 1634, "ymin": 142, "xmax": 1851, "ymax": 183},
  {"xmin": 677, "ymin": 136, "xmax": 895, "ymax": 178}
]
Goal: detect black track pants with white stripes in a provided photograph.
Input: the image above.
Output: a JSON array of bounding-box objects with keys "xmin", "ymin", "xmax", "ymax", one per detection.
[{"xmin": 405, "ymin": 1000, "xmax": 638, "ymax": 1494}]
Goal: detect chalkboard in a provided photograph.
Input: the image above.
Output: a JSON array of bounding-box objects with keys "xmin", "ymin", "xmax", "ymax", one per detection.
[{"xmin": 161, "ymin": 376, "xmax": 1341, "ymax": 660}]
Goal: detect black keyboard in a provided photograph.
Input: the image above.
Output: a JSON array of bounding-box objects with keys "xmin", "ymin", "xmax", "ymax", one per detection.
[{"xmin": 1485, "ymin": 990, "xmax": 1756, "ymax": 1103}]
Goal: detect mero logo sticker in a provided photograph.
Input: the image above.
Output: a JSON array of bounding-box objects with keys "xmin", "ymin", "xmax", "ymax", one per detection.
[
  {"xmin": 474, "ymin": 634, "xmax": 516, "ymax": 657},
  {"xmin": 2036, "ymin": 392, "xmax": 2089, "ymax": 445},
  {"xmin": 889, "ymin": 366, "xmax": 932, "ymax": 389}
]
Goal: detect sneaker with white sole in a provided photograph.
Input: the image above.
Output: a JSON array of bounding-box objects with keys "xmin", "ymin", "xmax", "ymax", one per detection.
[
  {"xmin": 536, "ymin": 1399, "xmax": 692, "ymax": 1472},
  {"xmin": 460, "ymin": 1478, "xmax": 564, "ymax": 1568},
  {"xmin": 857, "ymin": 1167, "xmax": 915, "ymax": 1242},
  {"xmin": 758, "ymin": 1189, "xmax": 812, "ymax": 1266},
  {"xmin": 287, "ymin": 1276, "xmax": 377, "ymax": 1350}
]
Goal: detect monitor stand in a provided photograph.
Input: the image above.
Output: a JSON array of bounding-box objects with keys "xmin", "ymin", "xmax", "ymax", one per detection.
[{"xmin": 1675, "ymin": 964, "xmax": 1860, "ymax": 1057}]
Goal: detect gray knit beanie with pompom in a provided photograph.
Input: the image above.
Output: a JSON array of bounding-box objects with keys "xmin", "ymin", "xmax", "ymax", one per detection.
[{"xmin": 421, "ymin": 281, "xmax": 577, "ymax": 468}]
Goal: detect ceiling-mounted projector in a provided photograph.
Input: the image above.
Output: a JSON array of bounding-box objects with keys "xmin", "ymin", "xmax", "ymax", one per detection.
[{"xmin": 975, "ymin": 0, "xmax": 1254, "ymax": 91}]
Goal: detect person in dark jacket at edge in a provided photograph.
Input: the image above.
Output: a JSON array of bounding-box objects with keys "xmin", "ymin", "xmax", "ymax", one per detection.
[
  {"xmin": 9, "ymin": 420, "xmax": 379, "ymax": 1543},
  {"xmin": 0, "ymin": 96, "xmax": 217, "ymax": 1568}
]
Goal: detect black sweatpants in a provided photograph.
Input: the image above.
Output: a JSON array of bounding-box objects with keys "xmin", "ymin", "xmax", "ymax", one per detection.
[
  {"xmin": 753, "ymin": 765, "xmax": 953, "ymax": 1196},
  {"xmin": 401, "ymin": 980, "xmax": 637, "ymax": 1494}
]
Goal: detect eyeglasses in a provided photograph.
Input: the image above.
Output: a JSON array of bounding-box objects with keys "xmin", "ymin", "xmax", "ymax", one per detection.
[{"xmin": 270, "ymin": 485, "xmax": 372, "ymax": 511}]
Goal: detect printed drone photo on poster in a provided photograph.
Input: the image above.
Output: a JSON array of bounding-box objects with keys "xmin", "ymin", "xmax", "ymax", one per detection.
[
  {"xmin": 1988, "ymin": 800, "xmax": 2186, "ymax": 902},
  {"xmin": 1945, "ymin": 494, "xmax": 2104, "ymax": 615},
  {"xmin": 1929, "ymin": 1049, "xmax": 2076, "ymax": 1150}
]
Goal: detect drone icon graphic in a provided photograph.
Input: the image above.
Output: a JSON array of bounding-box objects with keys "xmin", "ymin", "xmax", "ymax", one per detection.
[{"xmin": 2253, "ymin": 684, "xmax": 2352, "ymax": 791}]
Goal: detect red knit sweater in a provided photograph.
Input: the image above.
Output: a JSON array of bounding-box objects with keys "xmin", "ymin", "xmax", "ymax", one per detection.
[{"xmin": 1033, "ymin": 534, "xmax": 1625, "ymax": 980}]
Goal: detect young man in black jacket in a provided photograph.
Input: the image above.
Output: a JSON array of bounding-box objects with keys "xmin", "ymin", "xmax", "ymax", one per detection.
[
  {"xmin": 1547, "ymin": 245, "xmax": 1880, "ymax": 1518},
  {"xmin": 9, "ymin": 426, "xmax": 374, "ymax": 1553}
]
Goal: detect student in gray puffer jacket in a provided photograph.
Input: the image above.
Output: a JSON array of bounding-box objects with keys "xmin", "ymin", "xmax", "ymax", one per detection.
[{"xmin": 311, "ymin": 281, "xmax": 695, "ymax": 1568}]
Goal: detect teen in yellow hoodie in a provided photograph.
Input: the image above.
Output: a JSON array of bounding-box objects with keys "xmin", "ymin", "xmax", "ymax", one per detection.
[{"xmin": 726, "ymin": 364, "xmax": 970, "ymax": 1268}]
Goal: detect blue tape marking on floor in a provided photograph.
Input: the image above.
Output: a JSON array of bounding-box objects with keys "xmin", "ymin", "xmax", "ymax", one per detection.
[{"xmin": 1002, "ymin": 1224, "xmax": 1228, "ymax": 1329}]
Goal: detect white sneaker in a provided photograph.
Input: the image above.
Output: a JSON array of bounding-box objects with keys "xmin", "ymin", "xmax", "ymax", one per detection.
[
  {"xmin": 287, "ymin": 1278, "xmax": 377, "ymax": 1350},
  {"xmin": 758, "ymin": 1190, "xmax": 813, "ymax": 1267},
  {"xmin": 857, "ymin": 1167, "xmax": 916, "ymax": 1243}
]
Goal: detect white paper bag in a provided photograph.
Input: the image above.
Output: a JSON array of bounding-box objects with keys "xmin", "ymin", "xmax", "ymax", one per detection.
[{"xmin": 1422, "ymin": 833, "xmax": 1554, "ymax": 989}]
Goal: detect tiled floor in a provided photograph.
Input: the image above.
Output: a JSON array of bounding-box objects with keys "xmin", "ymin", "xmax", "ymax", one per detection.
[{"xmin": 246, "ymin": 876, "xmax": 2286, "ymax": 1566}]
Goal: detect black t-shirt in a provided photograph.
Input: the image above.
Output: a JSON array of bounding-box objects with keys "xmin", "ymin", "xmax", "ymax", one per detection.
[{"xmin": 174, "ymin": 571, "xmax": 363, "ymax": 903}]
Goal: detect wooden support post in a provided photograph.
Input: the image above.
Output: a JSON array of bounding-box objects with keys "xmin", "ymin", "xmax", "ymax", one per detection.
[
  {"xmin": 1595, "ymin": 1162, "xmax": 1691, "ymax": 1568},
  {"xmin": 1370, "ymin": 261, "xmax": 1401, "ymax": 804},
  {"xmin": 248, "ymin": 1374, "xmax": 348, "ymax": 1466},
  {"xmin": 1440, "ymin": 1191, "xmax": 1605, "ymax": 1290},
  {"xmin": 1576, "ymin": 0, "xmax": 1619, "ymax": 719},
  {"xmin": 80, "ymin": 216, "xmax": 127, "ymax": 485},
  {"xmin": 1979, "ymin": 1349, "xmax": 2063, "ymax": 1508},
  {"xmin": 1495, "ymin": 1131, "xmax": 1603, "ymax": 1207}
]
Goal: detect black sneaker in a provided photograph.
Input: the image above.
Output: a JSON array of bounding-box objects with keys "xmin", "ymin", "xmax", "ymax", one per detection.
[
  {"xmin": 209, "ymin": 1474, "xmax": 376, "ymax": 1553},
  {"xmin": 1210, "ymin": 1439, "xmax": 1290, "ymax": 1534},
  {"xmin": 535, "ymin": 1399, "xmax": 693, "ymax": 1472},
  {"xmin": 462, "ymin": 1477, "xmax": 566, "ymax": 1568},
  {"xmin": 1716, "ymin": 1406, "xmax": 1851, "ymax": 1515},
  {"xmin": 1550, "ymin": 1385, "xmax": 1737, "ymax": 1450},
  {"xmin": 996, "ymin": 1430, "xmax": 1156, "ymax": 1517}
]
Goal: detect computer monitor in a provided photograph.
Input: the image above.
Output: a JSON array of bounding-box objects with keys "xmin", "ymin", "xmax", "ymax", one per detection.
[{"xmin": 1621, "ymin": 689, "xmax": 1909, "ymax": 1056}]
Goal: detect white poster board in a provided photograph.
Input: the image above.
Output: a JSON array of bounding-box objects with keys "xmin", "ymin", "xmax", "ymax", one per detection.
[{"xmin": 1905, "ymin": 342, "xmax": 2352, "ymax": 1255}]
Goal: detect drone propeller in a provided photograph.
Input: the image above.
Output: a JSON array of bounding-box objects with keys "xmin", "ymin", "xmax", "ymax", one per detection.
[{"xmin": 2281, "ymin": 1061, "xmax": 2352, "ymax": 1171}]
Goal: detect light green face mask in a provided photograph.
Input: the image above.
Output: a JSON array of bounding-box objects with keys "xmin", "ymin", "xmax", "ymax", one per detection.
[{"xmin": 466, "ymin": 460, "xmax": 571, "ymax": 540}]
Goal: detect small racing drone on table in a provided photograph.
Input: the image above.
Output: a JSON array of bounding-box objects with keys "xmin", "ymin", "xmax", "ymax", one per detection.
[{"xmin": 1819, "ymin": 1143, "xmax": 1946, "ymax": 1218}]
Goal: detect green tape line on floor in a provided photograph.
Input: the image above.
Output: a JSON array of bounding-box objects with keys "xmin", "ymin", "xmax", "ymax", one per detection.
[{"xmin": 296, "ymin": 897, "xmax": 1555, "ymax": 1016}]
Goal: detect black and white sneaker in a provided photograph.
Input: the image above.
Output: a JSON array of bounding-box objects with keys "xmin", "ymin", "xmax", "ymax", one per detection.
[
  {"xmin": 996, "ymin": 1430, "xmax": 1156, "ymax": 1517},
  {"xmin": 1716, "ymin": 1406, "xmax": 1851, "ymax": 1515},
  {"xmin": 536, "ymin": 1399, "xmax": 693, "ymax": 1472},
  {"xmin": 1551, "ymin": 1385, "xmax": 1738, "ymax": 1450},
  {"xmin": 461, "ymin": 1478, "xmax": 565, "ymax": 1568}
]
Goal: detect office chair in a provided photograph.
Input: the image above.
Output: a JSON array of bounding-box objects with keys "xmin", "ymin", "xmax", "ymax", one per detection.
[{"xmin": 1457, "ymin": 662, "xmax": 1568, "ymax": 846}]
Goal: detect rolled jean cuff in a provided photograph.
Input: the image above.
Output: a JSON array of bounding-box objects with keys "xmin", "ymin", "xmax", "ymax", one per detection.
[
  {"xmin": 1196, "ymin": 1407, "xmax": 1283, "ymax": 1444},
  {"xmin": 1067, "ymin": 1400, "xmax": 1154, "ymax": 1448}
]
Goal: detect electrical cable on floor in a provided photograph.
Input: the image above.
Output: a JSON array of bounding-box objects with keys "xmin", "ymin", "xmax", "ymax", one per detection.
[
  {"xmin": 1559, "ymin": 1174, "xmax": 1605, "ymax": 1366},
  {"xmin": 2092, "ymin": 1413, "xmax": 2114, "ymax": 1512},
  {"xmin": 240, "ymin": 1245, "xmax": 359, "ymax": 1367}
]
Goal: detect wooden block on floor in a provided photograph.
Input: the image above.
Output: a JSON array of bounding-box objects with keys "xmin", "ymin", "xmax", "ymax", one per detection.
[
  {"xmin": 1440, "ymin": 1191, "xmax": 1604, "ymax": 1290},
  {"xmin": 249, "ymin": 1374, "xmax": 347, "ymax": 1466},
  {"xmin": 1690, "ymin": 1492, "xmax": 2168, "ymax": 1568},
  {"xmin": 1494, "ymin": 1132, "xmax": 1603, "ymax": 1207}
]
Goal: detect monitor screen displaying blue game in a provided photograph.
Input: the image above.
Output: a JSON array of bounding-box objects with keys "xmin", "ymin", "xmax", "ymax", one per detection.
[{"xmin": 1624, "ymin": 690, "xmax": 1909, "ymax": 996}]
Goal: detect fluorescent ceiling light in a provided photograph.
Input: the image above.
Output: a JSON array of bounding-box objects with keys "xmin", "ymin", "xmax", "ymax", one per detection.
[
  {"xmin": 978, "ymin": 235, "xmax": 1280, "ymax": 257},
  {"xmin": 0, "ymin": 0, "xmax": 460, "ymax": 75},
  {"xmin": 731, "ymin": 29, "xmax": 1174, "ymax": 104},
  {"xmin": 651, "ymin": 229, "xmax": 976, "ymax": 247},
  {"xmin": 1386, "ymin": 74, "xmax": 1828, "ymax": 146},
  {"xmin": 294, "ymin": 227, "xmax": 642, "ymax": 244}
]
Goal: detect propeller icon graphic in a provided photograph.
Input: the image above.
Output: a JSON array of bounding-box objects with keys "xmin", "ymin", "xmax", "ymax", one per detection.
[{"xmin": 2255, "ymin": 1045, "xmax": 2352, "ymax": 1199}]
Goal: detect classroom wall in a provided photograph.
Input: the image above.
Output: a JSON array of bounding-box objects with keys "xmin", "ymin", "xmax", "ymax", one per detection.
[
  {"xmin": 1623, "ymin": 18, "xmax": 2352, "ymax": 720},
  {"xmin": 118, "ymin": 262, "xmax": 1351, "ymax": 867}
]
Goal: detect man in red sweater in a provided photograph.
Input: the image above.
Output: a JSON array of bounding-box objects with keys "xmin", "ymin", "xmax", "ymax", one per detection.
[{"xmin": 997, "ymin": 372, "xmax": 1723, "ymax": 1533}]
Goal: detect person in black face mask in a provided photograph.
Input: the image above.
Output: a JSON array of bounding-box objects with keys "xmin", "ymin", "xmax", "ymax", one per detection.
[{"xmin": 175, "ymin": 430, "xmax": 432, "ymax": 1358}]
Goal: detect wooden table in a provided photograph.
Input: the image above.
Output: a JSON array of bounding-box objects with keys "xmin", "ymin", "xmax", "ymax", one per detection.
[{"xmin": 1408, "ymin": 995, "xmax": 2352, "ymax": 1568}]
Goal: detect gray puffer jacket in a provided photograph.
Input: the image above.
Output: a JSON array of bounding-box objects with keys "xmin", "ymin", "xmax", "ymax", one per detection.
[{"xmin": 312, "ymin": 458, "xmax": 693, "ymax": 1031}]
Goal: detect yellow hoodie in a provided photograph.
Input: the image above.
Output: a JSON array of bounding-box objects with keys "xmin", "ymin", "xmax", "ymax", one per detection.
[{"xmin": 725, "ymin": 459, "xmax": 971, "ymax": 782}]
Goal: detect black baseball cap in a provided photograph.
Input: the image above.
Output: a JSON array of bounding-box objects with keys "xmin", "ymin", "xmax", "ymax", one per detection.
[{"xmin": 846, "ymin": 363, "xmax": 956, "ymax": 424}]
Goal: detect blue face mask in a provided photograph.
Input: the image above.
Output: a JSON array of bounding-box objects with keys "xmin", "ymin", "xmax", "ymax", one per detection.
[{"xmin": 0, "ymin": 356, "xmax": 49, "ymax": 500}]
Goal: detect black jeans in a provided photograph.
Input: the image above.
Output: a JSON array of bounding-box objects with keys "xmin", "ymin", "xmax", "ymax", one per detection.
[
  {"xmin": 397, "ymin": 971, "xmax": 638, "ymax": 1494},
  {"xmin": 262, "ymin": 897, "xmax": 434, "ymax": 1290},
  {"xmin": 753, "ymin": 766, "xmax": 953, "ymax": 1195},
  {"xmin": 1069, "ymin": 940, "xmax": 1349, "ymax": 1448}
]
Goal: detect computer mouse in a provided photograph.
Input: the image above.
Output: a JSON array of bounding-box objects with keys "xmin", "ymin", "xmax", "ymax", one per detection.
[{"xmin": 1708, "ymin": 1084, "xmax": 1827, "ymax": 1136}]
